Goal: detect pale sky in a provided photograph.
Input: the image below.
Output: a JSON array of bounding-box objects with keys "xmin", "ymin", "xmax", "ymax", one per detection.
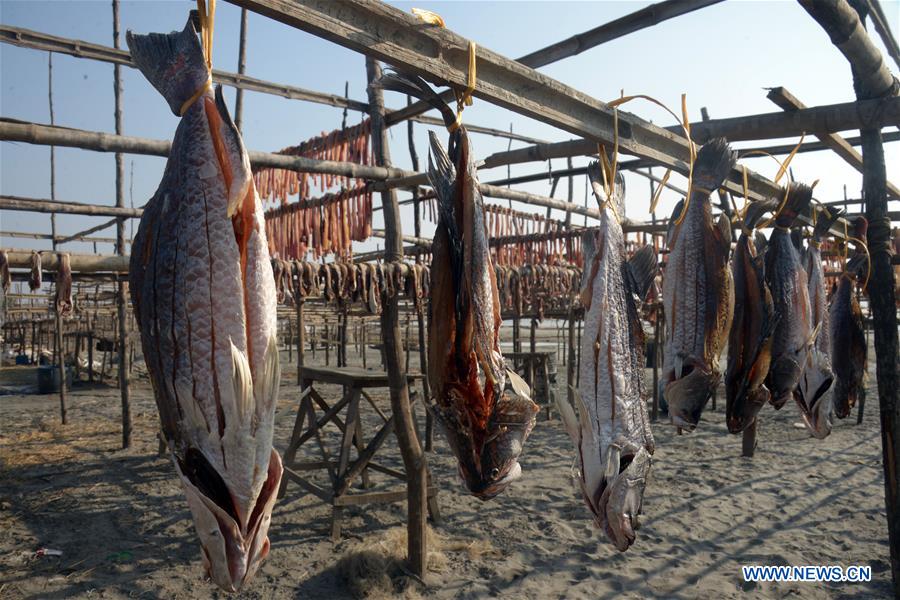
[{"xmin": 1, "ymin": 0, "xmax": 898, "ymax": 256}]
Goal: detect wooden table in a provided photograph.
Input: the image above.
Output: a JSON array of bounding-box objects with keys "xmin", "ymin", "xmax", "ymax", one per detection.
[
  {"xmin": 504, "ymin": 351, "xmax": 557, "ymax": 419},
  {"xmin": 278, "ymin": 365, "xmax": 440, "ymax": 541}
]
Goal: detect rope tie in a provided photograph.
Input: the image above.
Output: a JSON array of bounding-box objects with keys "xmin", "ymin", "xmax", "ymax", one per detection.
[{"xmin": 448, "ymin": 41, "xmax": 477, "ymax": 133}]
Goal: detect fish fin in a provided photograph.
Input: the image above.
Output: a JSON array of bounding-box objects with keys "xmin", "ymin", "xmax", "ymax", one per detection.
[
  {"xmin": 506, "ymin": 368, "xmax": 532, "ymax": 399},
  {"xmin": 126, "ymin": 15, "xmax": 209, "ymax": 117},
  {"xmin": 626, "ymin": 245, "xmax": 658, "ymax": 302},
  {"xmin": 666, "ymin": 199, "xmax": 685, "ymax": 248},
  {"xmin": 846, "ymin": 253, "xmax": 868, "ymax": 280},
  {"xmin": 557, "ymin": 387, "xmax": 581, "ymax": 444},
  {"xmin": 427, "ymin": 131, "xmax": 459, "ymax": 222},
  {"xmin": 212, "ymin": 85, "xmax": 253, "ymax": 218},
  {"xmin": 691, "ymin": 138, "xmax": 736, "ymax": 192},
  {"xmin": 376, "ymin": 70, "xmax": 457, "ymax": 130},
  {"xmin": 253, "ymin": 335, "xmax": 281, "ymax": 420},
  {"xmin": 743, "ymin": 198, "xmax": 779, "ymax": 231},
  {"xmin": 774, "ymin": 182, "xmax": 813, "ymax": 229},
  {"xmin": 715, "ymin": 212, "xmax": 732, "ymax": 250},
  {"xmin": 230, "ymin": 340, "xmax": 255, "ymax": 424}
]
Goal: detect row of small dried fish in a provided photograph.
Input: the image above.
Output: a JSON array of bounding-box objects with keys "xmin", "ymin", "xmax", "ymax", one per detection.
[
  {"xmin": 253, "ymin": 120, "xmax": 372, "ymax": 205},
  {"xmin": 263, "ymin": 185, "xmax": 373, "ymax": 260}
]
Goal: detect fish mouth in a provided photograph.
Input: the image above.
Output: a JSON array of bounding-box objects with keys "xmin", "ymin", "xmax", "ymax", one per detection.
[
  {"xmin": 464, "ymin": 461, "xmax": 522, "ymax": 500},
  {"xmin": 726, "ymin": 386, "xmax": 770, "ymax": 434},
  {"xmin": 665, "ymin": 363, "xmax": 717, "ymax": 431},
  {"xmin": 795, "ymin": 355, "xmax": 834, "ymax": 439},
  {"xmin": 768, "ymin": 355, "xmax": 805, "ymax": 409},
  {"xmin": 582, "ymin": 442, "xmax": 652, "ymax": 552},
  {"xmin": 175, "ymin": 449, "xmax": 282, "ymax": 592}
]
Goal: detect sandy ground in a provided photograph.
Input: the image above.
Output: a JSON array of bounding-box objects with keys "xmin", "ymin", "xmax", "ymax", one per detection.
[{"xmin": 0, "ymin": 341, "xmax": 892, "ymax": 599}]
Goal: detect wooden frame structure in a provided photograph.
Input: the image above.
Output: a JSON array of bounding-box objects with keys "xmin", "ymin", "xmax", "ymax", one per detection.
[{"xmin": 2, "ymin": 0, "xmax": 898, "ymax": 589}]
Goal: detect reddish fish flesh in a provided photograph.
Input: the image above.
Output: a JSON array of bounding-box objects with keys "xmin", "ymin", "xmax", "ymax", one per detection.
[
  {"xmin": 127, "ymin": 15, "xmax": 281, "ymax": 592},
  {"xmin": 559, "ymin": 163, "xmax": 656, "ymax": 551},
  {"xmin": 662, "ymin": 138, "xmax": 735, "ymax": 431}
]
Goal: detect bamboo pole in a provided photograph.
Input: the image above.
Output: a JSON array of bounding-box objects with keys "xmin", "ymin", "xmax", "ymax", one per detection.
[
  {"xmin": 112, "ymin": 0, "xmax": 131, "ymax": 449},
  {"xmin": 234, "ymin": 8, "xmax": 249, "ymax": 132},
  {"xmin": 517, "ymin": 0, "xmax": 722, "ymax": 68},
  {"xmin": 407, "ymin": 97, "xmax": 434, "ymax": 452},
  {"xmin": 367, "ymin": 57, "xmax": 427, "ymax": 578},
  {"xmin": 48, "ymin": 53, "xmax": 57, "ymax": 252},
  {"xmin": 0, "ymin": 24, "xmax": 544, "ymax": 144}
]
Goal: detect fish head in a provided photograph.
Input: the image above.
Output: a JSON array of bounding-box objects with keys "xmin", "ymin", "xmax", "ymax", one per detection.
[
  {"xmin": 767, "ymin": 354, "xmax": 805, "ymax": 409},
  {"xmin": 435, "ymin": 383, "xmax": 539, "ymax": 500},
  {"xmin": 795, "ymin": 349, "xmax": 834, "ymax": 438},
  {"xmin": 175, "ymin": 448, "xmax": 282, "ymax": 592},
  {"xmin": 582, "ymin": 440, "xmax": 652, "ymax": 552},
  {"xmin": 664, "ymin": 356, "xmax": 717, "ymax": 431},
  {"xmin": 726, "ymin": 385, "xmax": 770, "ymax": 434}
]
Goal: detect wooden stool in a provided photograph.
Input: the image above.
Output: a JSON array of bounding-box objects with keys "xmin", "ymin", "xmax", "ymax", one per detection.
[{"xmin": 278, "ymin": 365, "xmax": 441, "ymax": 541}]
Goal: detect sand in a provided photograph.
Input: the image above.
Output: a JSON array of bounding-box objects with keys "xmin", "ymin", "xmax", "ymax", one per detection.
[{"xmin": 0, "ymin": 342, "xmax": 891, "ymax": 599}]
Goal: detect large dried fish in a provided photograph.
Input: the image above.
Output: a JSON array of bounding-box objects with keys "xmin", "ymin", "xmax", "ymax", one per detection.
[
  {"xmin": 830, "ymin": 219, "xmax": 869, "ymax": 419},
  {"xmin": 380, "ymin": 72, "xmax": 539, "ymax": 499},
  {"xmin": 662, "ymin": 138, "xmax": 735, "ymax": 430},
  {"xmin": 127, "ymin": 15, "xmax": 281, "ymax": 592},
  {"xmin": 725, "ymin": 202, "xmax": 777, "ymax": 434},
  {"xmin": 428, "ymin": 128, "xmax": 539, "ymax": 498},
  {"xmin": 795, "ymin": 209, "xmax": 841, "ymax": 437},
  {"xmin": 29, "ymin": 251, "xmax": 42, "ymax": 291},
  {"xmin": 765, "ymin": 183, "xmax": 817, "ymax": 413},
  {"xmin": 559, "ymin": 163, "xmax": 656, "ymax": 551}
]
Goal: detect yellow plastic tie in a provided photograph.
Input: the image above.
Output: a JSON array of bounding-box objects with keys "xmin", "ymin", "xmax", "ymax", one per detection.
[
  {"xmin": 605, "ymin": 93, "xmax": 694, "ymax": 221},
  {"xmin": 848, "ymin": 235, "xmax": 872, "ymax": 292},
  {"xmin": 181, "ymin": 0, "xmax": 215, "ymax": 116},
  {"xmin": 411, "ymin": 8, "xmax": 445, "ymax": 27},
  {"xmin": 775, "ymin": 133, "xmax": 805, "ymax": 184},
  {"xmin": 449, "ymin": 41, "xmax": 477, "ymax": 133},
  {"xmin": 758, "ymin": 185, "xmax": 791, "ymax": 230}
]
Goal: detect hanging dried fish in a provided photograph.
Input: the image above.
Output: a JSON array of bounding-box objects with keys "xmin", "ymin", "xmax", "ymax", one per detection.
[
  {"xmin": 55, "ymin": 253, "xmax": 73, "ymax": 317},
  {"xmin": 0, "ymin": 250, "xmax": 10, "ymax": 293},
  {"xmin": 29, "ymin": 251, "xmax": 42, "ymax": 291}
]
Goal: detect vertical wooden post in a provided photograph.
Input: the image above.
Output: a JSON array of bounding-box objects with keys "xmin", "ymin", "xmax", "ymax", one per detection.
[
  {"xmin": 296, "ymin": 298, "xmax": 304, "ymax": 385},
  {"xmin": 54, "ymin": 304, "xmax": 67, "ymax": 424},
  {"xmin": 234, "ymin": 8, "xmax": 249, "ymax": 132},
  {"xmin": 113, "ymin": 0, "xmax": 131, "ymax": 448},
  {"xmin": 367, "ymin": 57, "xmax": 427, "ymax": 578},
  {"xmin": 566, "ymin": 307, "xmax": 576, "ymax": 407},
  {"xmin": 652, "ymin": 303, "xmax": 660, "ymax": 422},
  {"xmin": 742, "ymin": 418, "xmax": 757, "ymax": 458},
  {"xmin": 48, "ymin": 52, "xmax": 57, "ymax": 250},
  {"xmin": 407, "ymin": 96, "xmax": 433, "ymax": 451}
]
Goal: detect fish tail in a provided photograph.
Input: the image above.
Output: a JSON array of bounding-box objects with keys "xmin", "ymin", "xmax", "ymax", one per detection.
[
  {"xmin": 812, "ymin": 207, "xmax": 843, "ymax": 242},
  {"xmin": 774, "ymin": 182, "xmax": 813, "ymax": 229},
  {"xmin": 427, "ymin": 131, "xmax": 459, "ymax": 232},
  {"xmin": 126, "ymin": 14, "xmax": 210, "ymax": 116},
  {"xmin": 743, "ymin": 198, "xmax": 779, "ymax": 231},
  {"xmin": 375, "ymin": 70, "xmax": 457, "ymax": 130},
  {"xmin": 691, "ymin": 138, "xmax": 736, "ymax": 193},
  {"xmin": 626, "ymin": 245, "xmax": 658, "ymax": 302}
]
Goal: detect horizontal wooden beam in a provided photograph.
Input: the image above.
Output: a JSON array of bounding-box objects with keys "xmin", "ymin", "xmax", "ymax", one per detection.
[
  {"xmin": 0, "ymin": 229, "xmax": 120, "ymax": 244},
  {"xmin": 1, "ymin": 195, "xmax": 142, "ymax": 218},
  {"xmin": 0, "ymin": 24, "xmax": 545, "ymax": 145},
  {"xmin": 0, "ymin": 118, "xmax": 416, "ymax": 180},
  {"xmin": 767, "ymin": 86, "xmax": 900, "ymax": 198},
  {"xmin": 3, "ymin": 250, "xmax": 129, "ymax": 273}
]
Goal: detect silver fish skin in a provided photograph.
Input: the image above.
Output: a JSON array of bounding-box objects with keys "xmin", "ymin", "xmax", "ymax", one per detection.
[
  {"xmin": 559, "ymin": 163, "xmax": 655, "ymax": 552},
  {"xmin": 662, "ymin": 138, "xmax": 736, "ymax": 431},
  {"xmin": 765, "ymin": 183, "xmax": 814, "ymax": 413},
  {"xmin": 795, "ymin": 210, "xmax": 839, "ymax": 438},
  {"xmin": 127, "ymin": 15, "xmax": 281, "ymax": 593}
]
